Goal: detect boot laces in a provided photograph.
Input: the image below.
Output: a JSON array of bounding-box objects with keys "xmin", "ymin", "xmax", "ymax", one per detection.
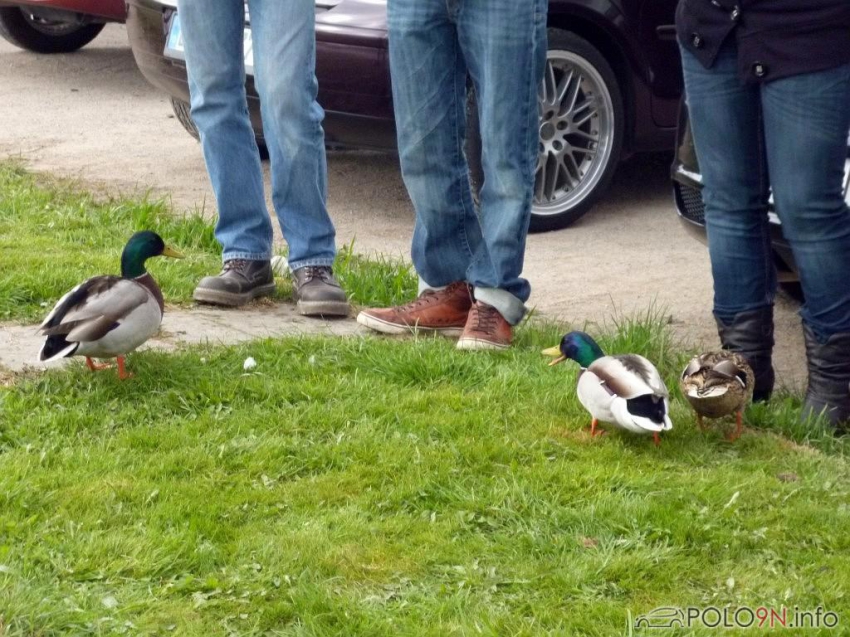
[
  {"xmin": 400, "ymin": 282, "xmax": 468, "ymax": 312},
  {"xmin": 222, "ymin": 259, "xmax": 250, "ymax": 275},
  {"xmin": 470, "ymin": 303, "xmax": 500, "ymax": 332},
  {"xmin": 300, "ymin": 266, "xmax": 333, "ymax": 283}
]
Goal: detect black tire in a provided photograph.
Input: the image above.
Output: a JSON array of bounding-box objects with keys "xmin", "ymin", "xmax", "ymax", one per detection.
[
  {"xmin": 532, "ymin": 29, "xmax": 624, "ymax": 231},
  {"xmin": 171, "ymin": 97, "xmax": 200, "ymax": 141},
  {"xmin": 171, "ymin": 97, "xmax": 270, "ymax": 159},
  {"xmin": 466, "ymin": 29, "xmax": 624, "ymax": 232},
  {"xmin": 0, "ymin": 7, "xmax": 104, "ymax": 53}
]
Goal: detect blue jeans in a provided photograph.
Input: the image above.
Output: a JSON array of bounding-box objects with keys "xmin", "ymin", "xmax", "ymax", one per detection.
[
  {"xmin": 177, "ymin": 0, "xmax": 336, "ymax": 270},
  {"xmin": 681, "ymin": 40, "xmax": 850, "ymax": 341},
  {"xmin": 388, "ymin": 0, "xmax": 547, "ymax": 325}
]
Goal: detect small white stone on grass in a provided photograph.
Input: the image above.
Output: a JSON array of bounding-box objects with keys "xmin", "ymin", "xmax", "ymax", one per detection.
[
  {"xmin": 101, "ymin": 595, "xmax": 119, "ymax": 609},
  {"xmin": 243, "ymin": 356, "xmax": 257, "ymax": 371}
]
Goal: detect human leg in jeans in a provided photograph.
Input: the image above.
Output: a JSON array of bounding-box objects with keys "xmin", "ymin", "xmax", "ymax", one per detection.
[
  {"xmin": 762, "ymin": 63, "xmax": 850, "ymax": 428},
  {"xmin": 249, "ymin": 0, "xmax": 347, "ymax": 316},
  {"xmin": 178, "ymin": 0, "xmax": 348, "ymax": 315},
  {"xmin": 684, "ymin": 37, "xmax": 850, "ymax": 428},
  {"xmin": 457, "ymin": 0, "xmax": 546, "ymax": 328},
  {"xmin": 680, "ymin": 40, "xmax": 776, "ymax": 401},
  {"xmin": 357, "ymin": 0, "xmax": 546, "ymax": 349}
]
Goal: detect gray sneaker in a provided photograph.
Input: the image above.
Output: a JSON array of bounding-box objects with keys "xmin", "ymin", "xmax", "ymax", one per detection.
[
  {"xmin": 193, "ymin": 259, "xmax": 276, "ymax": 307},
  {"xmin": 292, "ymin": 266, "xmax": 350, "ymax": 317}
]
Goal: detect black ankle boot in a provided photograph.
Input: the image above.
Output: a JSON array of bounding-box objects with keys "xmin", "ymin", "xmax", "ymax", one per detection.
[
  {"xmin": 715, "ymin": 306, "xmax": 775, "ymax": 402},
  {"xmin": 802, "ymin": 324, "xmax": 850, "ymax": 431}
]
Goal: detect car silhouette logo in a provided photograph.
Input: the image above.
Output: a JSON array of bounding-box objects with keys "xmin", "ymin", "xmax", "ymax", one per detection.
[{"xmin": 635, "ymin": 607, "xmax": 686, "ymax": 629}]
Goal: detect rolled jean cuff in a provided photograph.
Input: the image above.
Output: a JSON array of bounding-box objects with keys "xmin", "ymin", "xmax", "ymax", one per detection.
[
  {"xmin": 222, "ymin": 251, "xmax": 272, "ymax": 263},
  {"xmin": 474, "ymin": 286, "xmax": 527, "ymax": 326},
  {"xmin": 289, "ymin": 257, "xmax": 336, "ymax": 271}
]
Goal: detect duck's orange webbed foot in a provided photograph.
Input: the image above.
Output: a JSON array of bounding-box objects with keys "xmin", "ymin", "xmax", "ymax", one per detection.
[
  {"xmin": 726, "ymin": 411, "xmax": 744, "ymax": 442},
  {"xmin": 85, "ymin": 357, "xmax": 111, "ymax": 372},
  {"xmin": 116, "ymin": 356, "xmax": 134, "ymax": 380},
  {"xmin": 589, "ymin": 418, "xmax": 606, "ymax": 438}
]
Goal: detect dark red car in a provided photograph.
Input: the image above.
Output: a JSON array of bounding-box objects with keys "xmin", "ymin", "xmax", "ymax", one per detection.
[
  {"xmin": 0, "ymin": 0, "xmax": 123, "ymax": 53},
  {"xmin": 127, "ymin": 0, "xmax": 683, "ymax": 231}
]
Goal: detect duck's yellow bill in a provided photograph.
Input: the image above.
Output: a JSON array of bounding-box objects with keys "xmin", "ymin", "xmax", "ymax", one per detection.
[
  {"xmin": 162, "ymin": 245, "xmax": 185, "ymax": 259},
  {"xmin": 541, "ymin": 346, "xmax": 567, "ymax": 366}
]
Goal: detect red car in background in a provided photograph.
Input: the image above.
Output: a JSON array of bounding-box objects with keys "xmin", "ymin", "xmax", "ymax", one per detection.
[{"xmin": 0, "ymin": 0, "xmax": 123, "ymax": 53}]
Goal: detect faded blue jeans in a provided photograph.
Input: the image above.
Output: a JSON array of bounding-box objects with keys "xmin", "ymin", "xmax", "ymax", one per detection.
[
  {"xmin": 388, "ymin": 0, "xmax": 547, "ymax": 325},
  {"xmin": 681, "ymin": 40, "xmax": 850, "ymax": 341},
  {"xmin": 177, "ymin": 0, "xmax": 336, "ymax": 270}
]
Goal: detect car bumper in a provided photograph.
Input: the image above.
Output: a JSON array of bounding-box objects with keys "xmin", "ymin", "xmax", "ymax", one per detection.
[{"xmin": 125, "ymin": 0, "xmax": 396, "ymax": 150}]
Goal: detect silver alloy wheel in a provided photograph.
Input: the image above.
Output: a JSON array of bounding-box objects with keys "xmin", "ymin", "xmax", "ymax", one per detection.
[
  {"xmin": 535, "ymin": 50, "xmax": 615, "ymax": 216},
  {"xmin": 20, "ymin": 9, "xmax": 80, "ymax": 37}
]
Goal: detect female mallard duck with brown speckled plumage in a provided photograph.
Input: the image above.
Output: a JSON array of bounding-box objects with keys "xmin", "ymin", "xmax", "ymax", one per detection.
[{"xmin": 680, "ymin": 351, "xmax": 754, "ymax": 441}]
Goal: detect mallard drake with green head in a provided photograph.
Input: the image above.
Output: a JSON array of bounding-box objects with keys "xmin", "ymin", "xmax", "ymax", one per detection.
[
  {"xmin": 543, "ymin": 331, "xmax": 673, "ymax": 445},
  {"xmin": 38, "ymin": 231, "xmax": 183, "ymax": 379},
  {"xmin": 680, "ymin": 351, "xmax": 754, "ymax": 441}
]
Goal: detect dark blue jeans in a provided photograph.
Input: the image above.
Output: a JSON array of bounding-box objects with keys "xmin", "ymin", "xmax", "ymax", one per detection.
[
  {"xmin": 387, "ymin": 0, "xmax": 547, "ymax": 324},
  {"xmin": 681, "ymin": 40, "xmax": 850, "ymax": 341}
]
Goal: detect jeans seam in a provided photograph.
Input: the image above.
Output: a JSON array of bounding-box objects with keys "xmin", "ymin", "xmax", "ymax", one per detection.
[
  {"xmin": 289, "ymin": 257, "xmax": 335, "ymax": 271},
  {"xmin": 452, "ymin": 37, "xmax": 474, "ymax": 264},
  {"xmin": 754, "ymin": 103, "xmax": 775, "ymax": 306},
  {"xmin": 222, "ymin": 251, "xmax": 272, "ymax": 262}
]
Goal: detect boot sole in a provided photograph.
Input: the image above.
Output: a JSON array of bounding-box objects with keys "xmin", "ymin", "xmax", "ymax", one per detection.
[
  {"xmin": 297, "ymin": 299, "xmax": 351, "ymax": 318},
  {"xmin": 356, "ymin": 312, "xmax": 464, "ymax": 337},
  {"xmin": 193, "ymin": 283, "xmax": 276, "ymax": 307},
  {"xmin": 456, "ymin": 336, "xmax": 510, "ymax": 351}
]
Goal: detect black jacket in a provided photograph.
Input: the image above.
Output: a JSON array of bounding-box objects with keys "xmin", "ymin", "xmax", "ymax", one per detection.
[{"xmin": 676, "ymin": 0, "xmax": 850, "ymax": 84}]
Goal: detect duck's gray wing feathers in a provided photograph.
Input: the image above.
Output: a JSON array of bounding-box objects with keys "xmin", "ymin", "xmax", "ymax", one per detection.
[
  {"xmin": 40, "ymin": 276, "xmax": 151, "ymax": 342},
  {"xmin": 589, "ymin": 355, "xmax": 668, "ymax": 399}
]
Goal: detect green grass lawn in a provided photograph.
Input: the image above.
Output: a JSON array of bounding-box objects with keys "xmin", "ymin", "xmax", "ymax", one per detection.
[
  {"xmin": 0, "ymin": 162, "xmax": 415, "ymax": 324},
  {"xmin": 2, "ymin": 321, "xmax": 849, "ymax": 635},
  {"xmin": 1, "ymin": 163, "xmax": 848, "ymax": 635}
]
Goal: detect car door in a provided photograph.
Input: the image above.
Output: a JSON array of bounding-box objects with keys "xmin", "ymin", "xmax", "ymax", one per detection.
[{"xmin": 636, "ymin": 0, "xmax": 681, "ymax": 127}]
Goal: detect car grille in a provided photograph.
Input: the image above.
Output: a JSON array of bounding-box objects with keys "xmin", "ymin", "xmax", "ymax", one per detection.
[{"xmin": 675, "ymin": 182, "xmax": 706, "ymax": 225}]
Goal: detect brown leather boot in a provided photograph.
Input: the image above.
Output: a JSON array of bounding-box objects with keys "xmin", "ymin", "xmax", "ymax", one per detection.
[
  {"xmin": 456, "ymin": 301, "xmax": 512, "ymax": 351},
  {"xmin": 356, "ymin": 281, "xmax": 472, "ymax": 336}
]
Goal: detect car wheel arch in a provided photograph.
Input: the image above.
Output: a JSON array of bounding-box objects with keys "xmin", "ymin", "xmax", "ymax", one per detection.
[{"xmin": 545, "ymin": 10, "xmax": 637, "ymax": 154}]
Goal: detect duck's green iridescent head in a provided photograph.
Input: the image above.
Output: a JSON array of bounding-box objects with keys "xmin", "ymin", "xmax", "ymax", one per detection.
[
  {"xmin": 120, "ymin": 231, "xmax": 184, "ymax": 278},
  {"xmin": 542, "ymin": 331, "xmax": 605, "ymax": 368}
]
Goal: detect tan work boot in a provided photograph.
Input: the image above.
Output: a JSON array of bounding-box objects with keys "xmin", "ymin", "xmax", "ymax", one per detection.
[{"xmin": 356, "ymin": 281, "xmax": 472, "ymax": 336}]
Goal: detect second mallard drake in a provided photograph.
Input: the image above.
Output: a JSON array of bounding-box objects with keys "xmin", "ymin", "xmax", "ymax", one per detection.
[
  {"xmin": 680, "ymin": 351, "xmax": 754, "ymax": 441},
  {"xmin": 38, "ymin": 231, "xmax": 183, "ymax": 379},
  {"xmin": 543, "ymin": 331, "xmax": 673, "ymax": 445}
]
